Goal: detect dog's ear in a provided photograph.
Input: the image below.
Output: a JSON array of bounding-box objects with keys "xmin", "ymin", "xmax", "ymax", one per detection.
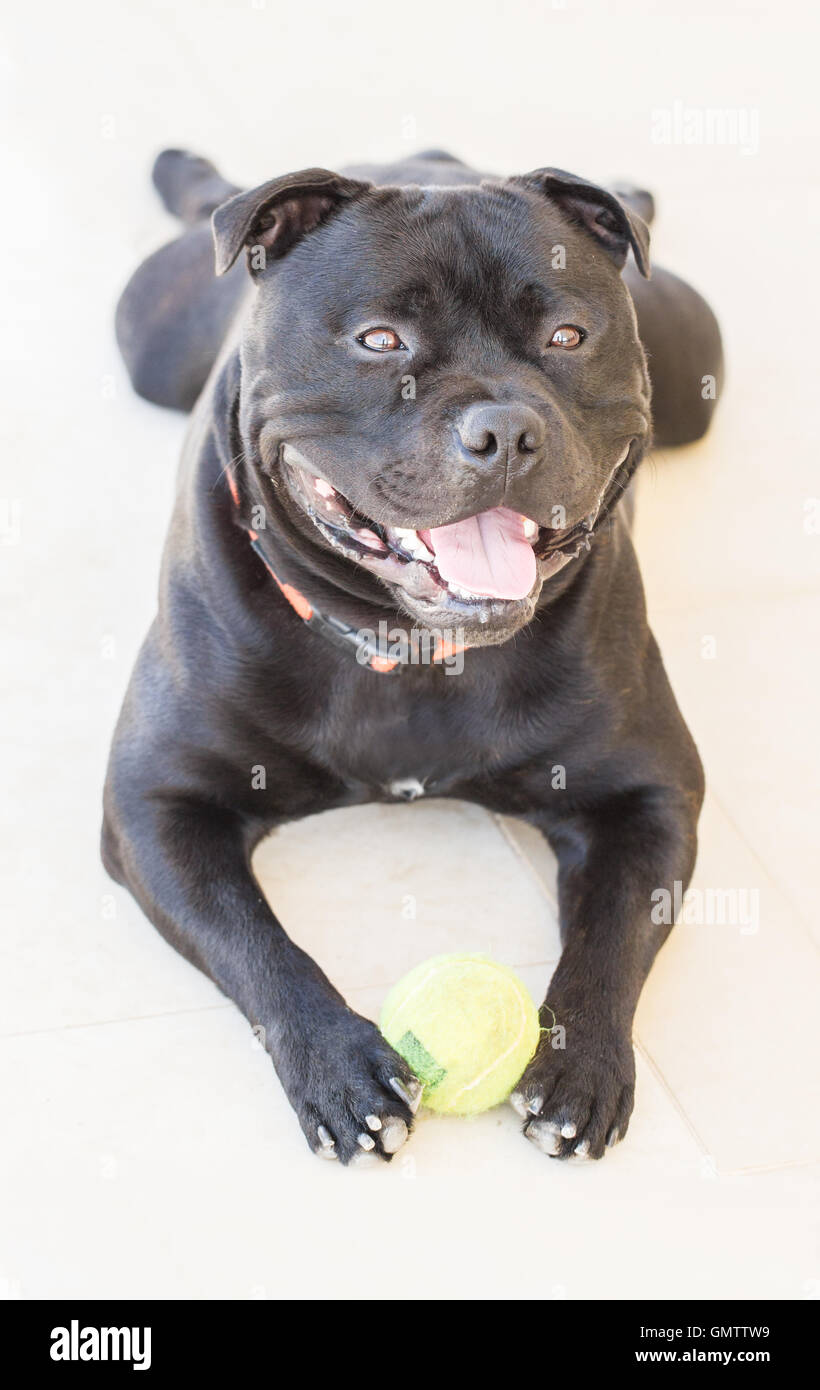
[
  {"xmin": 212, "ymin": 168, "xmax": 372, "ymax": 276},
  {"xmin": 513, "ymin": 167, "xmax": 651, "ymax": 278}
]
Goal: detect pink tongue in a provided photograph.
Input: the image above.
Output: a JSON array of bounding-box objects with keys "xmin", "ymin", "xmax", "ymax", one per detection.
[{"xmin": 427, "ymin": 507, "xmax": 537, "ymax": 600}]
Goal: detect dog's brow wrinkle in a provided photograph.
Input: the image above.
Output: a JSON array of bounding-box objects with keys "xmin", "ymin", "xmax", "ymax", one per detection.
[{"xmin": 381, "ymin": 281, "xmax": 437, "ymax": 318}]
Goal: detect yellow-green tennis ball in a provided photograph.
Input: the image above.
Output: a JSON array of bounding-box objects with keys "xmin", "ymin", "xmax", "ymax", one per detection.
[{"xmin": 380, "ymin": 953, "xmax": 540, "ymax": 1115}]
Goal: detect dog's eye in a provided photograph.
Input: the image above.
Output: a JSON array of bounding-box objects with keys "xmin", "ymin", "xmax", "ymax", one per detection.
[
  {"xmin": 547, "ymin": 325, "xmax": 585, "ymax": 350},
  {"xmin": 358, "ymin": 327, "xmax": 407, "ymax": 352}
]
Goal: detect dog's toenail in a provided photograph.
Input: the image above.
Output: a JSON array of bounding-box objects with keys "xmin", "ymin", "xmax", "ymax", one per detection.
[
  {"xmin": 574, "ymin": 1140, "xmax": 591, "ymax": 1158},
  {"xmin": 525, "ymin": 1121, "xmax": 561, "ymax": 1156},
  {"xmin": 561, "ymin": 1122, "xmax": 577, "ymax": 1138},
  {"xmin": 528, "ymin": 1096, "xmax": 544, "ymax": 1116},
  {"xmin": 316, "ymin": 1126, "xmax": 337, "ymax": 1161},
  {"xmin": 390, "ymin": 1077, "xmax": 422, "ymax": 1113},
  {"xmin": 357, "ymin": 1133, "xmax": 376, "ymax": 1150},
  {"xmin": 365, "ymin": 1114, "xmax": 382, "ymax": 1131},
  {"xmin": 510, "ymin": 1091, "xmax": 528, "ymax": 1118},
  {"xmin": 349, "ymin": 1149, "xmax": 380, "ymax": 1169},
  {"xmin": 380, "ymin": 1117, "xmax": 408, "ymax": 1153},
  {"xmin": 606, "ymin": 1127, "xmax": 620, "ymax": 1147}
]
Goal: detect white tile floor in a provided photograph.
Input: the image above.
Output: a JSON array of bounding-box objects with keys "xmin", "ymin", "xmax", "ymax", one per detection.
[{"xmin": 2, "ymin": 0, "xmax": 819, "ymax": 1300}]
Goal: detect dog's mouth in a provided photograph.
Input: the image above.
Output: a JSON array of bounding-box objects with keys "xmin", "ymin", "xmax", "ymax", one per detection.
[{"xmin": 280, "ymin": 443, "xmax": 635, "ymax": 623}]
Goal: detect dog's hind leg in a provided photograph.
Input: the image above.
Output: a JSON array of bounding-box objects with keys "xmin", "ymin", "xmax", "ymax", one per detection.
[
  {"xmin": 115, "ymin": 150, "xmax": 248, "ymax": 412},
  {"xmin": 151, "ymin": 149, "xmax": 241, "ymax": 224},
  {"xmin": 626, "ymin": 261, "xmax": 724, "ymax": 448},
  {"xmin": 611, "ymin": 182, "xmax": 656, "ymax": 228},
  {"xmin": 610, "ymin": 183, "xmax": 723, "ymax": 447}
]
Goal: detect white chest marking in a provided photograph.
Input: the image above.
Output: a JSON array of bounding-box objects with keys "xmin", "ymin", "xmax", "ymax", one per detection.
[{"xmin": 387, "ymin": 777, "xmax": 426, "ymax": 801}]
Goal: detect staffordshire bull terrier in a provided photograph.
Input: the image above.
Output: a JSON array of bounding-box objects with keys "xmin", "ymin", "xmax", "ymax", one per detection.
[{"xmin": 104, "ymin": 148, "xmax": 722, "ymax": 1164}]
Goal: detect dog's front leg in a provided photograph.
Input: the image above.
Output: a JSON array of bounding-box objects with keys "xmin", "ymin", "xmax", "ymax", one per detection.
[
  {"xmin": 102, "ymin": 793, "xmax": 420, "ymax": 1164},
  {"xmin": 512, "ymin": 785, "xmax": 701, "ymax": 1159}
]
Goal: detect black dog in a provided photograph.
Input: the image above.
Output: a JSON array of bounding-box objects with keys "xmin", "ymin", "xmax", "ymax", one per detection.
[{"xmin": 104, "ymin": 148, "xmax": 722, "ymax": 1164}]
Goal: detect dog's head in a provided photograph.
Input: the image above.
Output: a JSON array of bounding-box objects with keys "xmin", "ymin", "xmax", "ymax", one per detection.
[{"xmin": 213, "ymin": 165, "xmax": 651, "ymax": 645}]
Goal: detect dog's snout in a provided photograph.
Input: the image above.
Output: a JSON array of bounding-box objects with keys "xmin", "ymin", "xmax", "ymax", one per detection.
[{"xmin": 457, "ymin": 402, "xmax": 546, "ymax": 465}]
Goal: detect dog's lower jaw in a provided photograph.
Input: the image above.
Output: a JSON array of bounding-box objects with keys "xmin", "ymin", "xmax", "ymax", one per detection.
[
  {"xmin": 391, "ymin": 583, "xmax": 541, "ymax": 647},
  {"xmin": 380, "ymin": 529, "xmax": 592, "ymax": 644}
]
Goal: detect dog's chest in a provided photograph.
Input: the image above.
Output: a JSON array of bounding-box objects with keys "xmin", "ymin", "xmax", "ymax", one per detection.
[{"xmin": 307, "ymin": 664, "xmax": 520, "ymax": 797}]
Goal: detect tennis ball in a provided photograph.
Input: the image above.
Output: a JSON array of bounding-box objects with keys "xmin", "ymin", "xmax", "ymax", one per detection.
[{"xmin": 380, "ymin": 953, "xmax": 540, "ymax": 1115}]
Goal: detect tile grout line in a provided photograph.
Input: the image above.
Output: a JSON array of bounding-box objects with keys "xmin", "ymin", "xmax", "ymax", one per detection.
[
  {"xmin": 0, "ymin": 1000, "xmax": 233, "ymax": 1042},
  {"xmin": 1, "ymin": 960, "xmax": 564, "ymax": 1044},
  {"xmin": 703, "ymin": 784, "xmax": 820, "ymax": 955},
  {"xmin": 716, "ymin": 1156, "xmax": 820, "ymax": 1178},
  {"xmin": 639, "ymin": 1036, "xmax": 820, "ymax": 1174},
  {"xmin": 490, "ymin": 812, "xmax": 560, "ymax": 914},
  {"xmin": 633, "ymin": 1035, "xmax": 712, "ymax": 1159}
]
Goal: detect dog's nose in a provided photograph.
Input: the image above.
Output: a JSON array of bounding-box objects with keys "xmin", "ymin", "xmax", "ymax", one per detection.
[{"xmin": 457, "ymin": 403, "xmax": 546, "ymax": 466}]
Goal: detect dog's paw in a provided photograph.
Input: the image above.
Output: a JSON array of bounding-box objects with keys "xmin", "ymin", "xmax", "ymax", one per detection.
[
  {"xmin": 510, "ymin": 1021, "xmax": 635, "ymax": 1161},
  {"xmin": 276, "ymin": 1009, "xmax": 421, "ymax": 1167}
]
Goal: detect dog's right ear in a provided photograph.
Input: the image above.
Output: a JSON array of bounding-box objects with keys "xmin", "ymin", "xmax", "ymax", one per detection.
[
  {"xmin": 212, "ymin": 168, "xmax": 372, "ymax": 276},
  {"xmin": 511, "ymin": 167, "xmax": 651, "ymax": 278}
]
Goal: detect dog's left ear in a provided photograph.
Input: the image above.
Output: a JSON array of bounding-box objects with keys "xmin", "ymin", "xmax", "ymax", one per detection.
[
  {"xmin": 513, "ymin": 167, "xmax": 650, "ymax": 278},
  {"xmin": 212, "ymin": 168, "xmax": 372, "ymax": 276}
]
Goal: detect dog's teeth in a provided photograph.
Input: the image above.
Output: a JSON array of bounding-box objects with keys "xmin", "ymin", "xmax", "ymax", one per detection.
[
  {"xmin": 448, "ymin": 580, "xmax": 481, "ymax": 599},
  {"xmin": 314, "ymin": 478, "xmax": 336, "ymax": 499},
  {"xmin": 357, "ymin": 528, "xmax": 387, "ymax": 550},
  {"xmin": 523, "ymin": 518, "xmax": 538, "ymax": 540},
  {"xmin": 389, "ymin": 527, "xmax": 434, "ymax": 562}
]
